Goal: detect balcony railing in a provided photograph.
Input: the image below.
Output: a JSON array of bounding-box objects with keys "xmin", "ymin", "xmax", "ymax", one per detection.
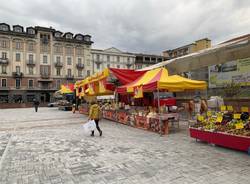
[
  {"xmin": 76, "ymin": 63, "xmax": 84, "ymax": 69},
  {"xmin": 94, "ymin": 60, "xmax": 102, "ymax": 64},
  {"xmin": 12, "ymin": 72, "xmax": 23, "ymax": 78},
  {"xmin": 0, "ymin": 58, "xmax": 9, "ymax": 65},
  {"xmin": 65, "ymin": 75, "xmax": 74, "ymax": 80},
  {"xmin": 55, "ymin": 62, "xmax": 63, "ymax": 67},
  {"xmin": 41, "ymin": 73, "xmax": 50, "ymax": 79},
  {"xmin": 26, "ymin": 60, "xmax": 35, "ymax": 66}
]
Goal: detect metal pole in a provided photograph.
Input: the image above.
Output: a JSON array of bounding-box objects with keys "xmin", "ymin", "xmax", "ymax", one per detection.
[{"xmin": 157, "ymin": 89, "xmax": 163, "ymax": 136}]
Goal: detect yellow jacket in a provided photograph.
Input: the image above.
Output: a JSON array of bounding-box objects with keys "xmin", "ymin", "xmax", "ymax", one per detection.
[{"xmin": 89, "ymin": 104, "xmax": 101, "ymax": 120}]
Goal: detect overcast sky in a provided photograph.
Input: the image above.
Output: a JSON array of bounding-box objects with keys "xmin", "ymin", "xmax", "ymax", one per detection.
[{"xmin": 0, "ymin": 0, "xmax": 250, "ymax": 54}]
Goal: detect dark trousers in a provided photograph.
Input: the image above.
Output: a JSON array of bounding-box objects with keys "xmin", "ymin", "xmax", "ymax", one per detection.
[
  {"xmin": 35, "ymin": 106, "xmax": 38, "ymax": 112},
  {"xmin": 91, "ymin": 119, "xmax": 102, "ymax": 135}
]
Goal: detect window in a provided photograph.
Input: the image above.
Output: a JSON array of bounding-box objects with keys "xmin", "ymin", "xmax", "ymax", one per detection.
[
  {"xmin": 40, "ymin": 66, "xmax": 49, "ymax": 75},
  {"xmin": 96, "ymin": 54, "xmax": 100, "ymax": 61},
  {"xmin": 16, "ymin": 66, "xmax": 20, "ymax": 73},
  {"xmin": 43, "ymin": 55, "xmax": 47, "ymax": 64},
  {"xmin": 16, "ymin": 79, "xmax": 21, "ymax": 88},
  {"xmin": 56, "ymin": 68, "xmax": 61, "ymax": 76},
  {"xmin": 66, "ymin": 47, "xmax": 73, "ymax": 55},
  {"xmin": 2, "ymin": 52, "xmax": 7, "ymax": 59},
  {"xmin": 67, "ymin": 57, "xmax": 72, "ymax": 65},
  {"xmin": 1, "ymin": 79, "xmax": 7, "ymax": 87},
  {"xmin": 56, "ymin": 80, "xmax": 61, "ymax": 89},
  {"xmin": 54, "ymin": 45, "xmax": 62, "ymax": 53},
  {"xmin": 28, "ymin": 80, "xmax": 34, "ymax": 88},
  {"xmin": 87, "ymin": 70, "xmax": 90, "ymax": 76},
  {"xmin": 76, "ymin": 35, "xmax": 83, "ymax": 40},
  {"xmin": 16, "ymin": 42, "xmax": 21, "ymax": 49},
  {"xmin": 27, "ymin": 29, "xmax": 35, "ymax": 34},
  {"xmin": 28, "ymin": 42, "xmax": 34, "ymax": 51},
  {"xmin": 28, "ymin": 67, "xmax": 33, "ymax": 75},
  {"xmin": 107, "ymin": 55, "xmax": 110, "ymax": 62},
  {"xmin": 66, "ymin": 34, "xmax": 73, "ymax": 39},
  {"xmin": 16, "ymin": 53, "xmax": 20, "ymax": 61},
  {"xmin": 14, "ymin": 27, "xmax": 22, "ymax": 32},
  {"xmin": 117, "ymin": 56, "xmax": 120, "ymax": 62},
  {"xmin": 117, "ymin": 65, "xmax": 120, "ymax": 68},
  {"xmin": 78, "ymin": 69, "xmax": 82, "ymax": 77},
  {"xmin": 1, "ymin": 40, "xmax": 7, "ymax": 48},
  {"xmin": 2, "ymin": 65, "xmax": 7, "ymax": 74},
  {"xmin": 78, "ymin": 58, "xmax": 82, "ymax": 64},
  {"xmin": 55, "ymin": 32, "xmax": 61, "ymax": 37},
  {"xmin": 56, "ymin": 56, "xmax": 61, "ymax": 63},
  {"xmin": 107, "ymin": 64, "xmax": 110, "ymax": 68},
  {"xmin": 87, "ymin": 59, "xmax": 90, "ymax": 66},
  {"xmin": 67, "ymin": 69, "xmax": 72, "ymax": 76},
  {"xmin": 28, "ymin": 54, "xmax": 33, "ymax": 61},
  {"xmin": 97, "ymin": 63, "xmax": 100, "ymax": 69},
  {"xmin": 0, "ymin": 25, "xmax": 8, "ymax": 31}
]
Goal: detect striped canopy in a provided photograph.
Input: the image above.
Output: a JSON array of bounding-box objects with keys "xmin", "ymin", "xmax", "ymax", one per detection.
[{"xmin": 117, "ymin": 68, "xmax": 207, "ymax": 93}]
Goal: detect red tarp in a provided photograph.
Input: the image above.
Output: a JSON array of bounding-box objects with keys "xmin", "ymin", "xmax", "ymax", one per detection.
[{"xmin": 109, "ymin": 68, "xmax": 147, "ymax": 85}]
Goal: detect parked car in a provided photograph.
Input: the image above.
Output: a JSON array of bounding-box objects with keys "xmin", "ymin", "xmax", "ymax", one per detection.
[{"xmin": 47, "ymin": 102, "xmax": 59, "ymax": 107}]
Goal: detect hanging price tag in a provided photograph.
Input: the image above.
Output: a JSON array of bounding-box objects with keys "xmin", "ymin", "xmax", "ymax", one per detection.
[
  {"xmin": 197, "ymin": 115, "xmax": 204, "ymax": 121},
  {"xmin": 233, "ymin": 114, "xmax": 241, "ymax": 119},
  {"xmin": 207, "ymin": 111, "xmax": 212, "ymax": 117},
  {"xmin": 216, "ymin": 116, "xmax": 223, "ymax": 123},
  {"xmin": 241, "ymin": 107, "xmax": 249, "ymax": 112},
  {"xmin": 220, "ymin": 106, "xmax": 226, "ymax": 111},
  {"xmin": 227, "ymin": 106, "xmax": 233, "ymax": 111},
  {"xmin": 235, "ymin": 123, "xmax": 244, "ymax": 129}
]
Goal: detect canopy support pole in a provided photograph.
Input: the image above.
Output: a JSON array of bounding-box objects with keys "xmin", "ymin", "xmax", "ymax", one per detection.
[{"xmin": 157, "ymin": 88, "xmax": 163, "ymax": 136}]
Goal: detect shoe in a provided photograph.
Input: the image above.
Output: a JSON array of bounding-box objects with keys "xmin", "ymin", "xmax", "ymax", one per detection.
[{"xmin": 100, "ymin": 131, "xmax": 102, "ymax": 137}]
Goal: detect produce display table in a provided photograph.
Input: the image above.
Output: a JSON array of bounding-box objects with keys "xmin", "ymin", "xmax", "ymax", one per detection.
[
  {"xmin": 189, "ymin": 128, "xmax": 250, "ymax": 152},
  {"xmin": 116, "ymin": 110, "xmax": 129, "ymax": 124},
  {"xmin": 102, "ymin": 109, "xmax": 117, "ymax": 121}
]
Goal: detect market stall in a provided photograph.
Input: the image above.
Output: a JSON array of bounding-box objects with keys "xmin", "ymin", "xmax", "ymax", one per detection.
[
  {"xmin": 189, "ymin": 106, "xmax": 250, "ymax": 152},
  {"xmin": 75, "ymin": 67, "xmax": 206, "ymax": 135},
  {"xmin": 115, "ymin": 67, "xmax": 206, "ymax": 135},
  {"xmin": 57, "ymin": 84, "xmax": 75, "ymax": 111}
]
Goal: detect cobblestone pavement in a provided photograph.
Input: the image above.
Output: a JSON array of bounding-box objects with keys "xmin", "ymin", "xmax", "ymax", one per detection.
[{"xmin": 0, "ymin": 108, "xmax": 249, "ymax": 184}]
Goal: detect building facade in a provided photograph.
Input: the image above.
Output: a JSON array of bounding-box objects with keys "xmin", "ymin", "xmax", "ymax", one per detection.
[
  {"xmin": 134, "ymin": 53, "xmax": 167, "ymax": 70},
  {"xmin": 162, "ymin": 38, "xmax": 211, "ymax": 59},
  {"xmin": 162, "ymin": 38, "xmax": 211, "ymax": 82},
  {"xmin": 92, "ymin": 47, "xmax": 136, "ymax": 73},
  {"xmin": 0, "ymin": 23, "xmax": 93, "ymax": 103}
]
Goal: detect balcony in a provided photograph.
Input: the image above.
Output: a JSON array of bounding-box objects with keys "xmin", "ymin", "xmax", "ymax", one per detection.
[
  {"xmin": 12, "ymin": 72, "xmax": 23, "ymax": 78},
  {"xmin": 94, "ymin": 60, "xmax": 101, "ymax": 64},
  {"xmin": 76, "ymin": 63, "xmax": 84, "ymax": 69},
  {"xmin": 65, "ymin": 75, "xmax": 74, "ymax": 80},
  {"xmin": 0, "ymin": 58, "xmax": 9, "ymax": 65},
  {"xmin": 26, "ymin": 60, "xmax": 35, "ymax": 66},
  {"xmin": 41, "ymin": 73, "xmax": 50, "ymax": 79},
  {"xmin": 54, "ymin": 62, "xmax": 63, "ymax": 68}
]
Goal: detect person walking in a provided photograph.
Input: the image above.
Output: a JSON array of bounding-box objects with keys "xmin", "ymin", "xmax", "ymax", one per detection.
[
  {"xmin": 88, "ymin": 101, "xmax": 102, "ymax": 136},
  {"xmin": 33, "ymin": 99, "xmax": 40, "ymax": 112}
]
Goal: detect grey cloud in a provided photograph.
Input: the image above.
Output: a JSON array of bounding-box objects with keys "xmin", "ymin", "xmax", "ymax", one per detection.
[{"xmin": 0, "ymin": 0, "xmax": 250, "ymax": 54}]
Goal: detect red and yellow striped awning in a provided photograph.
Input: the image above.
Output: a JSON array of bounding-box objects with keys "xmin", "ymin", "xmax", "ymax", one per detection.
[{"xmin": 117, "ymin": 68, "xmax": 207, "ymax": 93}]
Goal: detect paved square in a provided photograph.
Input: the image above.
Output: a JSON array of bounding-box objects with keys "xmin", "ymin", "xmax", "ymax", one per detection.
[{"xmin": 0, "ymin": 107, "xmax": 249, "ymax": 184}]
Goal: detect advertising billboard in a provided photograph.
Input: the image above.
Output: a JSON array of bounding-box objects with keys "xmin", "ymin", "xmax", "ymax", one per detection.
[{"xmin": 209, "ymin": 57, "xmax": 250, "ymax": 88}]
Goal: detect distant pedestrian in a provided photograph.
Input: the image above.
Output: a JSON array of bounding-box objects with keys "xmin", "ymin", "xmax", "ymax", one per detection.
[
  {"xmin": 88, "ymin": 101, "xmax": 102, "ymax": 136},
  {"xmin": 33, "ymin": 99, "xmax": 40, "ymax": 112}
]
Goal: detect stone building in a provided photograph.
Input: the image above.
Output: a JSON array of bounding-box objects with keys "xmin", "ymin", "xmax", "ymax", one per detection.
[
  {"xmin": 92, "ymin": 47, "xmax": 136, "ymax": 73},
  {"xmin": 134, "ymin": 53, "xmax": 167, "ymax": 70},
  {"xmin": 162, "ymin": 38, "xmax": 211, "ymax": 82},
  {"xmin": 0, "ymin": 23, "xmax": 93, "ymax": 103}
]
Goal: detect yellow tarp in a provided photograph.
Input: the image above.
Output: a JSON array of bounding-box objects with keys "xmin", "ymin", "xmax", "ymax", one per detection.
[{"xmin": 124, "ymin": 68, "xmax": 206, "ymax": 92}]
